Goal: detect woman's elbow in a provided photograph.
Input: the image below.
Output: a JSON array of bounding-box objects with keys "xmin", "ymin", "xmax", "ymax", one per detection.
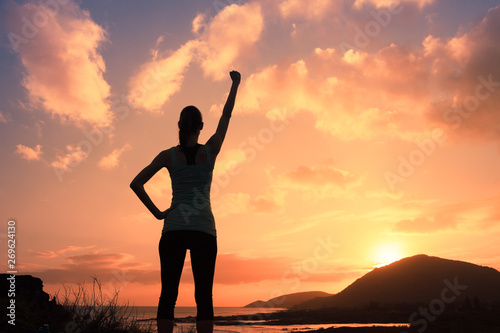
[{"xmin": 130, "ymin": 179, "xmax": 140, "ymax": 191}]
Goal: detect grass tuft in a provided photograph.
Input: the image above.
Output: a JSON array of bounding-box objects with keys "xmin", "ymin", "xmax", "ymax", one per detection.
[{"xmin": 54, "ymin": 275, "xmax": 155, "ymax": 333}]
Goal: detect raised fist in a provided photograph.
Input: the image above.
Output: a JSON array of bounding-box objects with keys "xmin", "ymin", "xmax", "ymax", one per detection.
[{"xmin": 230, "ymin": 70, "xmax": 241, "ymax": 84}]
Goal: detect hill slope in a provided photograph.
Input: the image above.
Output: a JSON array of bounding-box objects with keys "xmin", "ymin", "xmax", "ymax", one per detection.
[
  {"xmin": 244, "ymin": 291, "xmax": 333, "ymax": 309},
  {"xmin": 296, "ymin": 254, "xmax": 500, "ymax": 309}
]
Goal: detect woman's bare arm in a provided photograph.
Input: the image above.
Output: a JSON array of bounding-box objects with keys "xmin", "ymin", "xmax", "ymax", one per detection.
[
  {"xmin": 130, "ymin": 150, "xmax": 173, "ymax": 220},
  {"xmin": 206, "ymin": 71, "xmax": 240, "ymax": 158}
]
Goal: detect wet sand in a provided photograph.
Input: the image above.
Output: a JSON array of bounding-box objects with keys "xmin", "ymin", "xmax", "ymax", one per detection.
[{"xmin": 300, "ymin": 324, "xmax": 499, "ymax": 333}]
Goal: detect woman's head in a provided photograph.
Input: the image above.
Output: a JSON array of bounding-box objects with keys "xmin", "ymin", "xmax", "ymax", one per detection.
[{"xmin": 178, "ymin": 106, "xmax": 203, "ymax": 147}]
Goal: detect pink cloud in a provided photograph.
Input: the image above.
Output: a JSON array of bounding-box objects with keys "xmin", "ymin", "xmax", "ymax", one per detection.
[
  {"xmin": 274, "ymin": 163, "xmax": 363, "ymax": 199},
  {"xmin": 197, "ymin": 3, "xmax": 263, "ymax": 80},
  {"xmin": 15, "ymin": 143, "xmax": 43, "ymax": 161},
  {"xmin": 284, "ymin": 165, "xmax": 359, "ymax": 187},
  {"xmin": 66, "ymin": 253, "xmax": 133, "ymax": 267},
  {"xmin": 51, "ymin": 144, "xmax": 88, "ymax": 172},
  {"xmin": 0, "ymin": 110, "xmax": 9, "ymax": 123},
  {"xmin": 393, "ymin": 194, "xmax": 500, "ymax": 233},
  {"xmin": 214, "ymin": 148, "xmax": 247, "ymax": 174},
  {"xmin": 235, "ymin": 51, "xmax": 419, "ymax": 141},
  {"xmin": 214, "ymin": 162, "xmax": 362, "ymax": 216},
  {"xmin": 423, "ymin": 5, "xmax": 500, "ymax": 142},
  {"xmin": 192, "ymin": 13, "xmax": 206, "ymax": 34},
  {"xmin": 30, "ymin": 245, "xmax": 96, "ymax": 258},
  {"xmin": 57, "ymin": 245, "xmax": 95, "ymax": 255},
  {"xmin": 212, "ymin": 192, "xmax": 251, "ymax": 218},
  {"xmin": 7, "ymin": 0, "xmax": 112, "ymax": 127},
  {"xmin": 248, "ymin": 183, "xmax": 288, "ymax": 214},
  {"xmin": 353, "ymin": 0, "xmax": 434, "ymax": 9},
  {"xmin": 216, "ymin": 163, "xmax": 361, "ymax": 216},
  {"xmin": 213, "ymin": 188, "xmax": 285, "ymax": 217},
  {"xmin": 27, "ymin": 249, "xmax": 355, "ymax": 287},
  {"xmin": 250, "ymin": 195, "xmax": 285, "ymax": 214},
  {"xmin": 235, "ymin": 5, "xmax": 500, "ymax": 143},
  {"xmin": 128, "ymin": 3, "xmax": 263, "ymax": 111},
  {"xmin": 27, "ymin": 252, "xmax": 156, "ymax": 285},
  {"xmin": 279, "ymin": 0, "xmax": 343, "ymax": 20},
  {"xmin": 127, "ymin": 40, "xmax": 199, "ymax": 112},
  {"xmin": 32, "ymin": 250, "xmax": 58, "ymax": 259},
  {"xmin": 98, "ymin": 143, "xmax": 131, "ymax": 170},
  {"xmin": 393, "ymin": 215, "xmax": 456, "ymax": 233}
]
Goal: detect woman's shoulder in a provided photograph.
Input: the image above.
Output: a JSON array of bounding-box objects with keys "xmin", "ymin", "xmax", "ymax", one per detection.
[
  {"xmin": 159, "ymin": 146, "xmax": 176, "ymax": 156},
  {"xmin": 156, "ymin": 147, "xmax": 176, "ymax": 168}
]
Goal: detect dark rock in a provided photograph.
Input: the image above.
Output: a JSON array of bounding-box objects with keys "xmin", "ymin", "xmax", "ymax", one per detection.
[{"xmin": 0, "ymin": 274, "xmax": 71, "ymax": 333}]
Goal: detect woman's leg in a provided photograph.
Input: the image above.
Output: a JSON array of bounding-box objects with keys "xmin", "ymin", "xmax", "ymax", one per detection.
[
  {"xmin": 189, "ymin": 232, "xmax": 217, "ymax": 333},
  {"xmin": 157, "ymin": 231, "xmax": 187, "ymax": 333},
  {"xmin": 157, "ymin": 319, "xmax": 174, "ymax": 333},
  {"xmin": 196, "ymin": 320, "xmax": 214, "ymax": 333}
]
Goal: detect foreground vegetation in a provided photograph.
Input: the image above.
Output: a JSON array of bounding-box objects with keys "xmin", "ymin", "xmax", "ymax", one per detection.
[{"xmin": 53, "ymin": 276, "xmax": 155, "ymax": 333}]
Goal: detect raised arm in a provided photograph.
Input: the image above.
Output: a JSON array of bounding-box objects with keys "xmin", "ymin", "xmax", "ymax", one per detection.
[
  {"xmin": 206, "ymin": 71, "xmax": 240, "ymax": 158},
  {"xmin": 130, "ymin": 150, "xmax": 172, "ymax": 220}
]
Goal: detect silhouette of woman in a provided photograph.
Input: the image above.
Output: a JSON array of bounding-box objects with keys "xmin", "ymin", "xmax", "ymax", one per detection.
[{"xmin": 130, "ymin": 71, "xmax": 241, "ymax": 333}]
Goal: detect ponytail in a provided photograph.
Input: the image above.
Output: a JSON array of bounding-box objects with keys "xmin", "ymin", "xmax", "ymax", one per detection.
[{"xmin": 178, "ymin": 106, "xmax": 202, "ymax": 148}]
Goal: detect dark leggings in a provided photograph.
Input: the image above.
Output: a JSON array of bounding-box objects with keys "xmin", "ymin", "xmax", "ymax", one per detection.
[{"xmin": 157, "ymin": 230, "xmax": 217, "ymax": 321}]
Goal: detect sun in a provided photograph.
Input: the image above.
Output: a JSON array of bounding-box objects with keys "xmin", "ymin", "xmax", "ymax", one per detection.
[{"xmin": 373, "ymin": 243, "xmax": 403, "ymax": 268}]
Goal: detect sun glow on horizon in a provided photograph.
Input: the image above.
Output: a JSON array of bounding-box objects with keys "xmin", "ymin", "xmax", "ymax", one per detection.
[{"xmin": 372, "ymin": 243, "xmax": 403, "ymax": 268}]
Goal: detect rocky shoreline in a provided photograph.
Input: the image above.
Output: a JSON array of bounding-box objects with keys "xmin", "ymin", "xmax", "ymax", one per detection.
[{"xmin": 209, "ymin": 306, "xmax": 500, "ymax": 333}]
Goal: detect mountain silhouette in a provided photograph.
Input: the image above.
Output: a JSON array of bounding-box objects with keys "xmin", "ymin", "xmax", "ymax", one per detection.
[
  {"xmin": 244, "ymin": 291, "xmax": 333, "ymax": 309},
  {"xmin": 295, "ymin": 254, "xmax": 500, "ymax": 309}
]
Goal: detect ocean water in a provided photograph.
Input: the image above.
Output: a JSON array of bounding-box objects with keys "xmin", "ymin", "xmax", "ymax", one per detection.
[
  {"xmin": 134, "ymin": 306, "xmax": 284, "ymax": 320},
  {"xmin": 132, "ymin": 306, "xmax": 409, "ymax": 333}
]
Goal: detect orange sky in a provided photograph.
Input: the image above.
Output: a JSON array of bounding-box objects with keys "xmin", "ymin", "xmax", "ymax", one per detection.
[{"xmin": 1, "ymin": 0, "xmax": 500, "ymax": 306}]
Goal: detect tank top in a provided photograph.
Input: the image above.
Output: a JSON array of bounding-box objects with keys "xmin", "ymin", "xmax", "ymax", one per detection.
[{"xmin": 162, "ymin": 144, "xmax": 216, "ymax": 237}]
